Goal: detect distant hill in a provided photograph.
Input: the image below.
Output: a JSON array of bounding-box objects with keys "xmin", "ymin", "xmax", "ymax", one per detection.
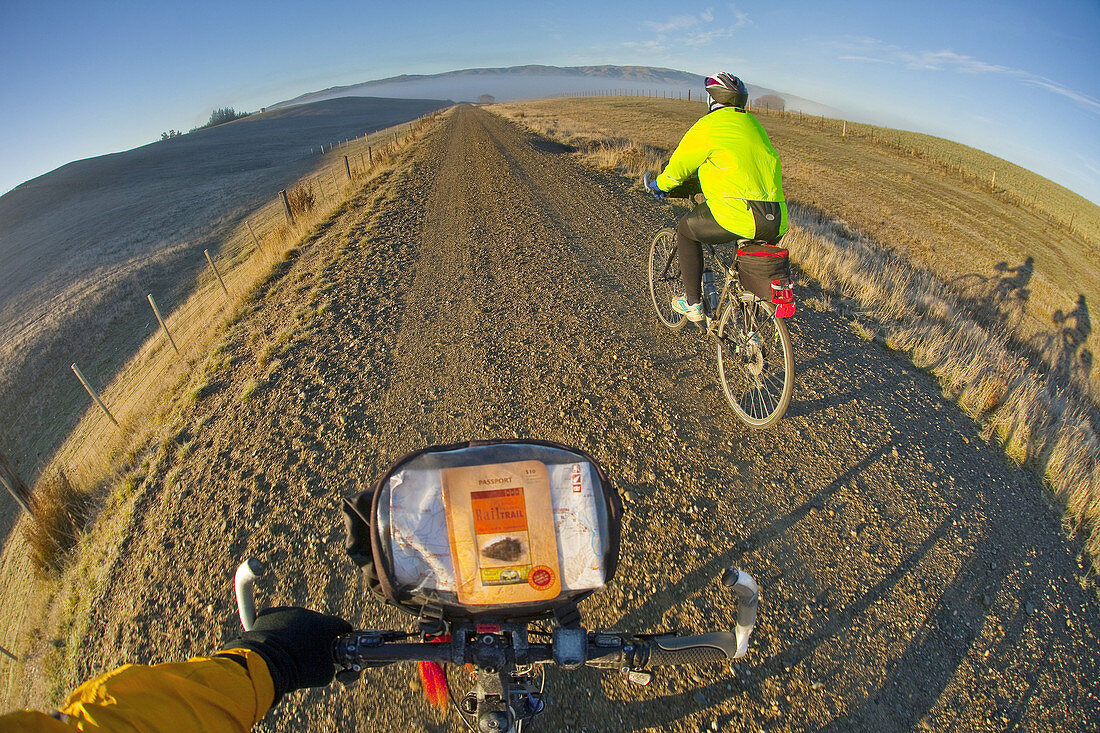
[{"xmin": 271, "ymin": 64, "xmax": 842, "ymax": 118}]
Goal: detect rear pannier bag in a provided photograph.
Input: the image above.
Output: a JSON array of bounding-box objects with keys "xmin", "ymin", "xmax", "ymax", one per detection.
[
  {"xmin": 343, "ymin": 439, "xmax": 621, "ymax": 622},
  {"xmin": 736, "ymin": 242, "xmax": 791, "ymax": 301}
]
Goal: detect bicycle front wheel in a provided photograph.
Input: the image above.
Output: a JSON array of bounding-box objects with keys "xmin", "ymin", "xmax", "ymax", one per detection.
[
  {"xmin": 648, "ymin": 228, "xmax": 686, "ymax": 330},
  {"xmin": 715, "ymin": 297, "xmax": 794, "ymax": 428}
]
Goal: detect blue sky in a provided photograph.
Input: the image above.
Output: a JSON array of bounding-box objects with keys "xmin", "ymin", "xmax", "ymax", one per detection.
[{"xmin": 1, "ymin": 0, "xmax": 1098, "ymax": 202}]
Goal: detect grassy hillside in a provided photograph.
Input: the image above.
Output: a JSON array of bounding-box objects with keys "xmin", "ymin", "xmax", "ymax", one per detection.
[
  {"xmin": 494, "ymin": 98, "xmax": 1100, "ymax": 399},
  {"xmin": 0, "ymin": 97, "xmax": 450, "ymax": 534}
]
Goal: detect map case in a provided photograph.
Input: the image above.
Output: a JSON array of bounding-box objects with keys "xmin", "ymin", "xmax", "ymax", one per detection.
[{"xmin": 385, "ymin": 457, "xmax": 606, "ymax": 604}]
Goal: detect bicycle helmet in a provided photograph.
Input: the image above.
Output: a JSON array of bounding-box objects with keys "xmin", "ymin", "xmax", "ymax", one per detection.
[{"xmin": 705, "ymin": 72, "xmax": 748, "ymax": 110}]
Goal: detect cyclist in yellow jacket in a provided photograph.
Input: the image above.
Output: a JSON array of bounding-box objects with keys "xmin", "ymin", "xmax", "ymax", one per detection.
[
  {"xmin": 647, "ymin": 72, "xmax": 788, "ymax": 322},
  {"xmin": 0, "ymin": 607, "xmax": 349, "ymax": 732}
]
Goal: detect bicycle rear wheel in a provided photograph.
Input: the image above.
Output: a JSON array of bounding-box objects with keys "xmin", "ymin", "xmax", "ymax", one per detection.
[
  {"xmin": 648, "ymin": 228, "xmax": 686, "ymax": 330},
  {"xmin": 715, "ymin": 296, "xmax": 794, "ymax": 428}
]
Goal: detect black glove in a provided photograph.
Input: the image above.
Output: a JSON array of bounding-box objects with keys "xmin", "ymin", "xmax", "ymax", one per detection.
[{"xmin": 222, "ymin": 607, "xmax": 352, "ymax": 702}]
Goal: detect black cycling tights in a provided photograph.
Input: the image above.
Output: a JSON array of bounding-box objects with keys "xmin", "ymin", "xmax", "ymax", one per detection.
[{"xmin": 676, "ymin": 203, "xmax": 739, "ymax": 304}]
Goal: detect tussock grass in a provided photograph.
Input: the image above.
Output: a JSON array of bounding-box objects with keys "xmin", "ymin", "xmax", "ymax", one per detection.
[
  {"xmin": 492, "ymin": 97, "xmax": 1100, "ymax": 575},
  {"xmin": 21, "ymin": 469, "xmax": 87, "ymax": 578}
]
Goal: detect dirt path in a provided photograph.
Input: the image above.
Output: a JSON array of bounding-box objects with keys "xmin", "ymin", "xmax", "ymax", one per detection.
[{"xmin": 69, "ymin": 106, "xmax": 1099, "ymax": 731}]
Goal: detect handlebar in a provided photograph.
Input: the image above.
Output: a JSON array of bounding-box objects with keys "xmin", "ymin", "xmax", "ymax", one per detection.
[
  {"xmin": 332, "ymin": 628, "xmax": 742, "ymax": 671},
  {"xmin": 643, "ymin": 171, "xmax": 703, "ymax": 202},
  {"xmin": 233, "ymin": 558, "xmax": 758, "ymax": 674}
]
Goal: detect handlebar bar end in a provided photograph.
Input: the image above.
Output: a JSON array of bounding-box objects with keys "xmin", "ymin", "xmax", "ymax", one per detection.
[{"xmin": 235, "ymin": 558, "xmax": 266, "ymax": 631}]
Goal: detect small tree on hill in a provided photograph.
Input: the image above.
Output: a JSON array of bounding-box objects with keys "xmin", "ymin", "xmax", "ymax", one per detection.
[
  {"xmin": 754, "ymin": 94, "xmax": 786, "ymax": 112},
  {"xmin": 477, "ymin": 94, "xmax": 496, "ymax": 104},
  {"xmin": 160, "ymin": 129, "xmax": 183, "ymax": 141},
  {"xmin": 201, "ymin": 107, "xmax": 251, "ymax": 129}
]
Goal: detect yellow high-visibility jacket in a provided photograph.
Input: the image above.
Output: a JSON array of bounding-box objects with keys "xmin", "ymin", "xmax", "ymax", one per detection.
[
  {"xmin": 655, "ymin": 106, "xmax": 788, "ymax": 240},
  {"xmin": 0, "ymin": 649, "xmax": 273, "ymax": 732}
]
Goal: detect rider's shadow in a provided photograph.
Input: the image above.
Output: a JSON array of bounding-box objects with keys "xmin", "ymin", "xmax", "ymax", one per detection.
[
  {"xmin": 951, "ymin": 256, "xmax": 1034, "ymax": 331},
  {"xmin": 1051, "ymin": 294, "xmax": 1093, "ymax": 381}
]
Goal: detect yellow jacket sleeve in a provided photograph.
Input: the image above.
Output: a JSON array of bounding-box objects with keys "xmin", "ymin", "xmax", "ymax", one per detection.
[
  {"xmin": 0, "ymin": 649, "xmax": 274, "ymax": 732},
  {"xmin": 655, "ymin": 118, "xmax": 709, "ymax": 192}
]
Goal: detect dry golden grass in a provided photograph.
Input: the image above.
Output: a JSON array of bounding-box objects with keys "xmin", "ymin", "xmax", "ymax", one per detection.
[
  {"xmin": 491, "ymin": 97, "xmax": 1100, "ymax": 574},
  {"xmin": 0, "ymin": 110, "xmax": 446, "ymax": 709},
  {"xmin": 21, "ymin": 469, "xmax": 86, "ymax": 578}
]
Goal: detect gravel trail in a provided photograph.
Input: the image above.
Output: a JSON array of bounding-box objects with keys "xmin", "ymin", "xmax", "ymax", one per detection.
[{"xmin": 73, "ymin": 105, "xmax": 1099, "ymax": 731}]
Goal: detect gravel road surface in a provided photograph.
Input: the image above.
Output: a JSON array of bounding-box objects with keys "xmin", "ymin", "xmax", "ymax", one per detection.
[{"xmin": 72, "ymin": 105, "xmax": 1099, "ymax": 731}]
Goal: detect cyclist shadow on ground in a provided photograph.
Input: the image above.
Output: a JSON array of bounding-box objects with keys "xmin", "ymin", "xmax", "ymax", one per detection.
[
  {"xmin": 591, "ymin": 450, "xmax": 884, "ymax": 728},
  {"xmin": 589, "ymin": 433, "xmax": 1100, "ymax": 729}
]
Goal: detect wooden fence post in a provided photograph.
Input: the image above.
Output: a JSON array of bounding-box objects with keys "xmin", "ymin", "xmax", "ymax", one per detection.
[
  {"xmin": 1, "ymin": 474, "xmax": 33, "ymax": 518},
  {"xmin": 368, "ymin": 146, "xmax": 373, "ymax": 165},
  {"xmin": 146, "ymin": 294, "xmax": 179, "ymax": 355},
  {"xmin": 247, "ymin": 220, "xmax": 265, "ymax": 254},
  {"xmin": 280, "ymin": 189, "xmax": 295, "ymax": 225},
  {"xmin": 0, "ymin": 451, "xmax": 33, "ymax": 518},
  {"xmin": 330, "ymin": 170, "xmax": 339, "ymax": 190},
  {"xmin": 344, "ymin": 155, "xmax": 351, "ymax": 180},
  {"xmin": 991, "ymin": 171, "xmax": 996, "ymax": 191},
  {"xmin": 204, "ymin": 250, "xmax": 229, "ymax": 296},
  {"xmin": 842, "ymin": 120, "xmax": 847, "ymax": 138},
  {"xmin": 71, "ymin": 363, "xmax": 118, "ymax": 426}
]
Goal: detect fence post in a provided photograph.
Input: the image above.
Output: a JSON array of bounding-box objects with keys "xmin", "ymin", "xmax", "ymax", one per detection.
[
  {"xmin": 330, "ymin": 170, "xmax": 339, "ymax": 190},
  {"xmin": 990, "ymin": 171, "xmax": 996, "ymax": 191},
  {"xmin": 280, "ymin": 189, "xmax": 295, "ymax": 225},
  {"xmin": 344, "ymin": 155, "xmax": 351, "ymax": 180},
  {"xmin": 0, "ymin": 451, "xmax": 33, "ymax": 518},
  {"xmin": 71, "ymin": 363, "xmax": 118, "ymax": 426},
  {"xmin": 0, "ymin": 642, "xmax": 18, "ymax": 661},
  {"xmin": 0, "ymin": 474, "xmax": 33, "ymax": 518},
  {"xmin": 247, "ymin": 220, "xmax": 265, "ymax": 254},
  {"xmin": 146, "ymin": 294, "xmax": 179, "ymax": 355},
  {"xmin": 842, "ymin": 120, "xmax": 847, "ymax": 138},
  {"xmin": 204, "ymin": 250, "xmax": 229, "ymax": 296}
]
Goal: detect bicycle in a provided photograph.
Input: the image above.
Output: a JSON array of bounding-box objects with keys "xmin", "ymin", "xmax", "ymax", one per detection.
[
  {"xmin": 234, "ymin": 440, "xmax": 759, "ymax": 733},
  {"xmin": 644, "ymin": 173, "xmax": 796, "ymax": 429}
]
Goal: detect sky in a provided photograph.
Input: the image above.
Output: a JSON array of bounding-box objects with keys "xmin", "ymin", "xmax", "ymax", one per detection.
[{"xmin": 1, "ymin": 0, "xmax": 1098, "ymax": 203}]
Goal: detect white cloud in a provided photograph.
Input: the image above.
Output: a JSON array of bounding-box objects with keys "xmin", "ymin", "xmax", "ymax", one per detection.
[
  {"xmin": 644, "ymin": 15, "xmax": 704, "ymax": 34},
  {"xmin": 622, "ymin": 40, "xmax": 669, "ymax": 54},
  {"xmin": 639, "ymin": 7, "xmax": 750, "ymax": 47},
  {"xmin": 837, "ymin": 54, "xmax": 892, "ymax": 64},
  {"xmin": 829, "ymin": 37, "xmax": 1100, "ymax": 116}
]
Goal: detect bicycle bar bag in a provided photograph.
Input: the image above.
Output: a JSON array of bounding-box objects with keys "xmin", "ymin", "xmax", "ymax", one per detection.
[
  {"xmin": 736, "ymin": 242, "xmax": 795, "ymax": 315},
  {"xmin": 343, "ymin": 439, "xmax": 621, "ymax": 622}
]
